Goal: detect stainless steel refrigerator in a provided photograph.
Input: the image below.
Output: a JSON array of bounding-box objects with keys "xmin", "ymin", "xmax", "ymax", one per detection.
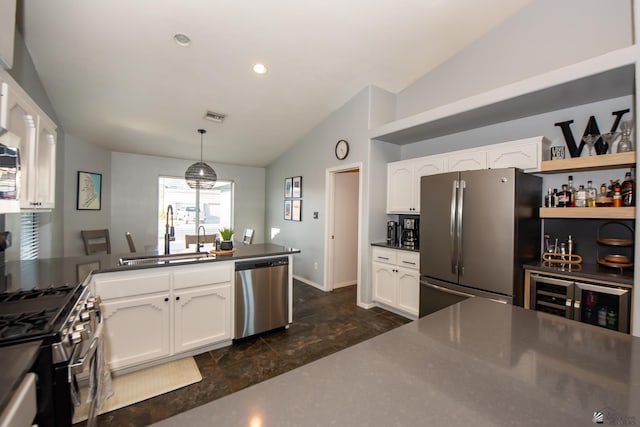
[{"xmin": 419, "ymin": 168, "xmax": 541, "ymax": 317}]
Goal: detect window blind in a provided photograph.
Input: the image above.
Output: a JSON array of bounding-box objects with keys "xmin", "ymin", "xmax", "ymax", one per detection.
[{"xmin": 20, "ymin": 213, "xmax": 39, "ymax": 260}]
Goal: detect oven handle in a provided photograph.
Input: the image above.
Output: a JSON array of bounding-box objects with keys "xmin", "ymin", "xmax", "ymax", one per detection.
[{"xmin": 69, "ymin": 335, "xmax": 100, "ymax": 376}]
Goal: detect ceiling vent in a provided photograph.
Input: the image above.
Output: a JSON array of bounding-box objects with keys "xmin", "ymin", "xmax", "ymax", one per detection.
[{"xmin": 204, "ymin": 111, "xmax": 226, "ymax": 123}]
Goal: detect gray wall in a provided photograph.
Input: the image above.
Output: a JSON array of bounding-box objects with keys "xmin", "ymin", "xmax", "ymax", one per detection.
[
  {"xmin": 109, "ymin": 152, "xmax": 266, "ymax": 256},
  {"xmin": 265, "ymin": 87, "xmax": 370, "ymax": 289},
  {"xmin": 396, "ymin": 0, "xmax": 632, "ymax": 120},
  {"xmin": 63, "ymin": 134, "xmax": 111, "ymax": 256}
]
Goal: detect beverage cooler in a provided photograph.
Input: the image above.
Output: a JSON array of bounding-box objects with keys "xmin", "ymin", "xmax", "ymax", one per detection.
[{"xmin": 530, "ymin": 273, "xmax": 631, "ymax": 333}]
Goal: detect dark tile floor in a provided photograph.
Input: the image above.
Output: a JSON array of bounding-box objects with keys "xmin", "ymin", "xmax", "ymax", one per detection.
[{"xmin": 82, "ymin": 281, "xmax": 410, "ymax": 427}]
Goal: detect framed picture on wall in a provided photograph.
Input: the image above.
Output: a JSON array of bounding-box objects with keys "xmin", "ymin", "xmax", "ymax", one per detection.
[
  {"xmin": 292, "ymin": 199, "xmax": 302, "ymax": 221},
  {"xmin": 292, "ymin": 176, "xmax": 302, "ymax": 198},
  {"xmin": 284, "ymin": 200, "xmax": 292, "ymax": 220},
  {"xmin": 284, "ymin": 177, "xmax": 293, "ymax": 198},
  {"xmin": 77, "ymin": 171, "xmax": 102, "ymax": 210}
]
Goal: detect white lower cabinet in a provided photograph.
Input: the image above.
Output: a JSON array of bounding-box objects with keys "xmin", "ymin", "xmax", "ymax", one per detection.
[
  {"xmin": 173, "ymin": 263, "xmax": 233, "ymax": 354},
  {"xmin": 101, "ymin": 293, "xmax": 171, "ymax": 370},
  {"xmin": 92, "ymin": 262, "xmax": 233, "ymax": 372},
  {"xmin": 371, "ymin": 247, "xmax": 419, "ymax": 318}
]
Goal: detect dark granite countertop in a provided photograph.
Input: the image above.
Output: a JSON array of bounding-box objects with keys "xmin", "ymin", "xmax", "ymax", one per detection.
[
  {"xmin": 152, "ymin": 297, "xmax": 640, "ymax": 427},
  {"xmin": 524, "ymin": 261, "xmax": 633, "ymax": 286},
  {"xmin": 371, "ymin": 241, "xmax": 419, "ymax": 252},
  {"xmin": 0, "ymin": 244, "xmax": 300, "ymax": 292},
  {"xmin": 0, "ymin": 341, "xmax": 41, "ymax": 417}
]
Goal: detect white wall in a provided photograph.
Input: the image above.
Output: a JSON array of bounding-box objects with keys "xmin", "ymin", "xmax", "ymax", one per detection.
[
  {"xmin": 110, "ymin": 152, "xmax": 266, "ymax": 256},
  {"xmin": 333, "ymin": 171, "xmax": 358, "ymax": 288},
  {"xmin": 396, "ymin": 0, "xmax": 633, "ymax": 120},
  {"xmin": 265, "ymin": 87, "xmax": 370, "ymax": 290}
]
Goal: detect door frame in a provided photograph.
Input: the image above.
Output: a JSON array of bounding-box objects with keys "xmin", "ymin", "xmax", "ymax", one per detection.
[{"xmin": 324, "ymin": 162, "xmax": 363, "ymax": 297}]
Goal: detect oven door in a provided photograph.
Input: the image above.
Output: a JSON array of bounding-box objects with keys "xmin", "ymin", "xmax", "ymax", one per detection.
[{"xmin": 68, "ymin": 320, "xmax": 111, "ymax": 427}]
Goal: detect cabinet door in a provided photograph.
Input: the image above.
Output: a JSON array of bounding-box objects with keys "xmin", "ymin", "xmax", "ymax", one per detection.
[
  {"xmin": 0, "ymin": 79, "xmax": 7, "ymax": 128},
  {"xmin": 396, "ymin": 267, "xmax": 419, "ymax": 317},
  {"xmin": 372, "ymin": 262, "xmax": 396, "ymax": 306},
  {"xmin": 34, "ymin": 115, "xmax": 56, "ymax": 209},
  {"xmin": 487, "ymin": 141, "xmax": 538, "ymax": 172},
  {"xmin": 387, "ymin": 160, "xmax": 414, "ymax": 213},
  {"xmin": 412, "ymin": 156, "xmax": 448, "ymax": 214},
  {"xmin": 102, "ymin": 293, "xmax": 171, "ymax": 371},
  {"xmin": 5, "ymin": 86, "xmax": 38, "ymax": 209},
  {"xmin": 174, "ymin": 283, "xmax": 232, "ymax": 353},
  {"xmin": 448, "ymin": 150, "xmax": 486, "ymax": 172}
]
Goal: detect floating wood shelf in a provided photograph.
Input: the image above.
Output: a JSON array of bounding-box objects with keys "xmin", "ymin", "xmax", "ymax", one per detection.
[
  {"xmin": 540, "ymin": 207, "xmax": 635, "ymax": 219},
  {"xmin": 540, "ymin": 152, "xmax": 636, "ymax": 173}
]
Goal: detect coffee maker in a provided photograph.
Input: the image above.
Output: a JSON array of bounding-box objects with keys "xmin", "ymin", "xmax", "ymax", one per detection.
[
  {"xmin": 386, "ymin": 221, "xmax": 398, "ymax": 246},
  {"xmin": 401, "ymin": 218, "xmax": 419, "ymax": 248}
]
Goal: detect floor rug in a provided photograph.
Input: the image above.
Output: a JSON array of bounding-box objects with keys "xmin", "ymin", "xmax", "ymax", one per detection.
[{"xmin": 73, "ymin": 357, "xmax": 202, "ymax": 423}]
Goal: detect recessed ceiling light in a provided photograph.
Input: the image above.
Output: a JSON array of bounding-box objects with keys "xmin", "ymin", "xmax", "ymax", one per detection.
[
  {"xmin": 253, "ymin": 63, "xmax": 267, "ymax": 74},
  {"xmin": 173, "ymin": 34, "xmax": 191, "ymax": 47}
]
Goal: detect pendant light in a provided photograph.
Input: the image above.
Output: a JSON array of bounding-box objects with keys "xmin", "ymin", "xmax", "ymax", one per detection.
[{"xmin": 185, "ymin": 129, "xmax": 217, "ymax": 189}]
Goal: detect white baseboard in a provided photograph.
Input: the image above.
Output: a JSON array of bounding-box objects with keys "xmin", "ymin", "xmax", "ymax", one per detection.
[
  {"xmin": 293, "ymin": 275, "xmax": 325, "ymax": 291},
  {"xmin": 333, "ymin": 280, "xmax": 357, "ymax": 289}
]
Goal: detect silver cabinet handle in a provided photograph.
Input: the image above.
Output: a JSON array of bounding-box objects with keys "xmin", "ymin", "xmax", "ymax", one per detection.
[
  {"xmin": 565, "ymin": 298, "xmax": 573, "ymax": 307},
  {"xmin": 401, "ymin": 261, "xmax": 416, "ymax": 265}
]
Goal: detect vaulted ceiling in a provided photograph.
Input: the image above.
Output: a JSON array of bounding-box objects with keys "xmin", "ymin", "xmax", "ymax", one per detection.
[{"xmin": 19, "ymin": 0, "xmax": 532, "ymax": 167}]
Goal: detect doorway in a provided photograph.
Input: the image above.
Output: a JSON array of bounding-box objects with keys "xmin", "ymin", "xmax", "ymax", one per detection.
[{"xmin": 324, "ymin": 163, "xmax": 362, "ymax": 297}]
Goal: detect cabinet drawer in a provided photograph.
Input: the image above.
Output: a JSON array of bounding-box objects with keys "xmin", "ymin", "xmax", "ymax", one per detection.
[
  {"xmin": 396, "ymin": 251, "xmax": 420, "ymax": 270},
  {"xmin": 372, "ymin": 247, "xmax": 397, "ymax": 265},
  {"xmin": 92, "ymin": 270, "xmax": 171, "ymax": 300},
  {"xmin": 173, "ymin": 262, "xmax": 233, "ymax": 289}
]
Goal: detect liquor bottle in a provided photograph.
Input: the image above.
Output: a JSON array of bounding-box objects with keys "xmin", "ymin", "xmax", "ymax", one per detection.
[
  {"xmin": 613, "ymin": 185, "xmax": 622, "ymax": 207},
  {"xmin": 552, "ymin": 188, "xmax": 558, "ymax": 207},
  {"xmin": 544, "ymin": 188, "xmax": 555, "ymax": 208},
  {"xmin": 595, "ymin": 183, "xmax": 613, "ymax": 207},
  {"xmin": 556, "ymin": 184, "xmax": 571, "ymax": 207},
  {"xmin": 621, "ymin": 171, "xmax": 635, "ymax": 206},
  {"xmin": 586, "ymin": 180, "xmax": 597, "ymax": 207},
  {"xmin": 567, "ymin": 175, "xmax": 576, "ymax": 207},
  {"xmin": 575, "ymin": 185, "xmax": 587, "ymax": 207}
]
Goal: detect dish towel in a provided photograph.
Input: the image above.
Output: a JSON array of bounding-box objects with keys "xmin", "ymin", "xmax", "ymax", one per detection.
[{"xmin": 86, "ymin": 320, "xmax": 114, "ymax": 426}]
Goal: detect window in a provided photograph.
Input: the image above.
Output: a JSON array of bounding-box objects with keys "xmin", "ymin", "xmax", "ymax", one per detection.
[
  {"xmin": 20, "ymin": 213, "xmax": 39, "ymax": 260},
  {"xmin": 158, "ymin": 177, "xmax": 233, "ymax": 249}
]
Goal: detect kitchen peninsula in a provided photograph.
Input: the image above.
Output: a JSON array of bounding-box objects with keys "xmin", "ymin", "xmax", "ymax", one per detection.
[{"xmin": 151, "ymin": 297, "xmax": 640, "ymax": 427}]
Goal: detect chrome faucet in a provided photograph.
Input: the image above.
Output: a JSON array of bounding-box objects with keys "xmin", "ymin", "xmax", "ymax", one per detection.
[
  {"xmin": 196, "ymin": 225, "xmax": 206, "ymax": 253},
  {"xmin": 164, "ymin": 205, "xmax": 175, "ymax": 255}
]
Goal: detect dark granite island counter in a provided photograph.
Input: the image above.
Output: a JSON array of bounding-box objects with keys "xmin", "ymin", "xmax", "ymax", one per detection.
[{"xmin": 151, "ymin": 298, "xmax": 639, "ymax": 427}]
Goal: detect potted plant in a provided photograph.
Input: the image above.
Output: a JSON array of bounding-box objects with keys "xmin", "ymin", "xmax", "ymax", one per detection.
[{"xmin": 219, "ymin": 227, "xmax": 234, "ymax": 250}]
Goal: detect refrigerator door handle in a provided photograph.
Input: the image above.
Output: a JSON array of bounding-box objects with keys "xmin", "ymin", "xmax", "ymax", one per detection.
[
  {"xmin": 423, "ymin": 281, "xmax": 475, "ymax": 299},
  {"xmin": 457, "ymin": 179, "xmax": 465, "ymax": 275},
  {"xmin": 450, "ymin": 179, "xmax": 458, "ymax": 274}
]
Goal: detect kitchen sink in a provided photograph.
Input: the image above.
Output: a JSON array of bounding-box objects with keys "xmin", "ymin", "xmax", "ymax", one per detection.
[{"xmin": 118, "ymin": 252, "xmax": 216, "ymax": 266}]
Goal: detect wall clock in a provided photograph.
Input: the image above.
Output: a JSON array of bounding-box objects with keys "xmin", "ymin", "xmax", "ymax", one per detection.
[{"xmin": 335, "ymin": 139, "xmax": 349, "ymax": 160}]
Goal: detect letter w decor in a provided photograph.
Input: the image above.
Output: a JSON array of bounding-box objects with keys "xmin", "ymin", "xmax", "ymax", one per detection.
[{"xmin": 554, "ymin": 109, "xmax": 629, "ymax": 157}]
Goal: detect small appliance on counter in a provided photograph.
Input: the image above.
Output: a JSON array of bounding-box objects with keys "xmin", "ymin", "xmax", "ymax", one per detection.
[
  {"xmin": 401, "ymin": 217, "xmax": 419, "ymax": 249},
  {"xmin": 386, "ymin": 221, "xmax": 398, "ymax": 246}
]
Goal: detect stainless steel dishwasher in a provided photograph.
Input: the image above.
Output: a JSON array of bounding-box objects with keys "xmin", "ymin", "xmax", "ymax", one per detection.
[{"xmin": 235, "ymin": 257, "xmax": 289, "ymax": 339}]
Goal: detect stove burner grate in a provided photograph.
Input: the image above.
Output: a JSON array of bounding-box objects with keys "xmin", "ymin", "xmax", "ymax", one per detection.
[
  {"xmin": 0, "ymin": 285, "xmax": 75, "ymax": 302},
  {"xmin": 0, "ymin": 308, "xmax": 58, "ymax": 339}
]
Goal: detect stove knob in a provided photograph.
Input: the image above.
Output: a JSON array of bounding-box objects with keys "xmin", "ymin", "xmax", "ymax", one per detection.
[
  {"xmin": 69, "ymin": 331, "xmax": 82, "ymax": 345},
  {"xmin": 73, "ymin": 323, "xmax": 85, "ymax": 332},
  {"xmin": 62, "ymin": 327, "xmax": 69, "ymax": 336},
  {"xmin": 85, "ymin": 301, "xmax": 95, "ymax": 310},
  {"xmin": 68, "ymin": 315, "xmax": 77, "ymax": 324},
  {"xmin": 79, "ymin": 311, "xmax": 91, "ymax": 322}
]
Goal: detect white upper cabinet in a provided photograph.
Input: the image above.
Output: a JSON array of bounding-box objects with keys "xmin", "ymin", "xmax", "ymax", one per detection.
[
  {"xmin": 387, "ymin": 160, "xmax": 414, "ymax": 213},
  {"xmin": 2, "ymin": 70, "xmax": 57, "ymax": 211},
  {"xmin": 0, "ymin": 0, "xmax": 16, "ymax": 69},
  {"xmin": 387, "ymin": 137, "xmax": 549, "ymax": 213}
]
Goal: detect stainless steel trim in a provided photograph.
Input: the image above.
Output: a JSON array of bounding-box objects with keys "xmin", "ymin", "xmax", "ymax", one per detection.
[
  {"xmin": 450, "ymin": 180, "xmax": 457, "ymax": 274},
  {"xmin": 457, "ymin": 179, "xmax": 465, "ymax": 275},
  {"xmin": 423, "ymin": 281, "xmax": 475, "ymax": 299}
]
